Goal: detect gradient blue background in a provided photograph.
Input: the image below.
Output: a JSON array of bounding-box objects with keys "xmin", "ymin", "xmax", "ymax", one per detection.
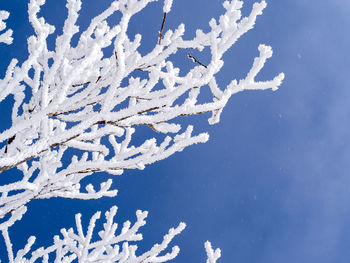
[{"xmin": 1, "ymin": 0, "xmax": 350, "ymax": 262}]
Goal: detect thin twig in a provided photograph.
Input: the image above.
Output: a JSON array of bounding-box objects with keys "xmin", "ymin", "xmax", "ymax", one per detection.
[
  {"xmin": 4, "ymin": 135, "xmax": 15, "ymax": 154},
  {"xmin": 158, "ymin": 12, "xmax": 167, "ymax": 45},
  {"xmin": 129, "ymin": 96, "xmax": 152, "ymax": 101},
  {"xmin": 187, "ymin": 53, "xmax": 207, "ymax": 68},
  {"xmin": 48, "ymin": 101, "xmax": 97, "ymax": 117},
  {"xmin": 2, "ymin": 230, "xmax": 14, "ymax": 263},
  {"xmin": 114, "ymin": 51, "xmax": 118, "ymax": 68},
  {"xmin": 72, "ymin": 74, "xmax": 101, "ymax": 88},
  {"xmin": 134, "ymin": 64, "xmax": 154, "ymax": 71},
  {"xmin": 72, "ymin": 81, "xmax": 91, "ymax": 88}
]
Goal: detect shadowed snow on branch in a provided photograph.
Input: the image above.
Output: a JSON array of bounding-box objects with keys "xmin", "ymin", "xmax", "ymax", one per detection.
[{"xmin": 0, "ymin": 0, "xmax": 283, "ymax": 261}]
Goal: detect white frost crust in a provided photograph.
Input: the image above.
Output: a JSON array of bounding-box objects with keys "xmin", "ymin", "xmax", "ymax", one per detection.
[
  {"xmin": 205, "ymin": 241, "xmax": 221, "ymax": 263},
  {"xmin": 163, "ymin": 0, "xmax": 173, "ymax": 13},
  {"xmin": 0, "ymin": 10, "xmax": 13, "ymax": 44}
]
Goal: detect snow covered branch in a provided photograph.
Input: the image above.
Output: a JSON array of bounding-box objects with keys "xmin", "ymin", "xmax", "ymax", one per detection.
[
  {"xmin": 5, "ymin": 206, "xmax": 190, "ymax": 262},
  {"xmin": 205, "ymin": 241, "xmax": 221, "ymax": 263},
  {"xmin": 3, "ymin": 206, "xmax": 220, "ymax": 262},
  {"xmin": 0, "ymin": 10, "xmax": 13, "ymax": 45},
  {"xmin": 0, "ymin": 0, "xmax": 283, "ymax": 261}
]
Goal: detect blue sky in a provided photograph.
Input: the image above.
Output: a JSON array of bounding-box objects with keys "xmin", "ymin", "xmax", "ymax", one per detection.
[{"xmin": 1, "ymin": 0, "xmax": 350, "ymax": 262}]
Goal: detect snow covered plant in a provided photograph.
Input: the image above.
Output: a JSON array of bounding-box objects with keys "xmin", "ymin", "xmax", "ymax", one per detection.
[
  {"xmin": 4, "ymin": 205, "xmax": 220, "ymax": 262},
  {"xmin": 0, "ymin": 10, "xmax": 13, "ymax": 45},
  {"xmin": 0, "ymin": 0, "xmax": 283, "ymax": 261}
]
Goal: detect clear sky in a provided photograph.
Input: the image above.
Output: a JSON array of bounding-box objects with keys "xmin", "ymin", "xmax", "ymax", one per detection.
[{"xmin": 1, "ymin": 0, "xmax": 350, "ymax": 262}]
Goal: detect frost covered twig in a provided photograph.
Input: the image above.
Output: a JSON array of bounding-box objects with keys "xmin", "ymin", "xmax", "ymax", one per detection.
[
  {"xmin": 205, "ymin": 241, "xmax": 221, "ymax": 263},
  {"xmin": 0, "ymin": 10, "xmax": 13, "ymax": 44}
]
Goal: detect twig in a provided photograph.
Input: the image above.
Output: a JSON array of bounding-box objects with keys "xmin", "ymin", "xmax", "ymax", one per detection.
[
  {"xmin": 114, "ymin": 51, "xmax": 118, "ymax": 68},
  {"xmin": 2, "ymin": 230, "xmax": 14, "ymax": 262},
  {"xmin": 4, "ymin": 135, "xmax": 15, "ymax": 154},
  {"xmin": 158, "ymin": 12, "xmax": 167, "ymax": 45},
  {"xmin": 129, "ymin": 96, "xmax": 152, "ymax": 101},
  {"xmin": 187, "ymin": 53, "xmax": 207, "ymax": 68},
  {"xmin": 72, "ymin": 81, "xmax": 91, "ymax": 88},
  {"xmin": 134, "ymin": 64, "xmax": 154, "ymax": 71},
  {"xmin": 72, "ymin": 75, "xmax": 101, "ymax": 88}
]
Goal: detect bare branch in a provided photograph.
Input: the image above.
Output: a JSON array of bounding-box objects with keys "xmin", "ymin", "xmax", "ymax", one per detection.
[
  {"xmin": 158, "ymin": 12, "xmax": 168, "ymax": 45},
  {"xmin": 187, "ymin": 52, "xmax": 207, "ymax": 68}
]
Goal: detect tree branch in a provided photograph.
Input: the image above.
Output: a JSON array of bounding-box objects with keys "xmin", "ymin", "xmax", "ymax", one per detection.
[{"xmin": 158, "ymin": 12, "xmax": 167, "ymax": 45}]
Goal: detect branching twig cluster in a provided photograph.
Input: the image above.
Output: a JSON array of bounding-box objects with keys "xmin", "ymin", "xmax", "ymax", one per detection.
[{"xmin": 0, "ymin": 0, "xmax": 283, "ymax": 261}]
